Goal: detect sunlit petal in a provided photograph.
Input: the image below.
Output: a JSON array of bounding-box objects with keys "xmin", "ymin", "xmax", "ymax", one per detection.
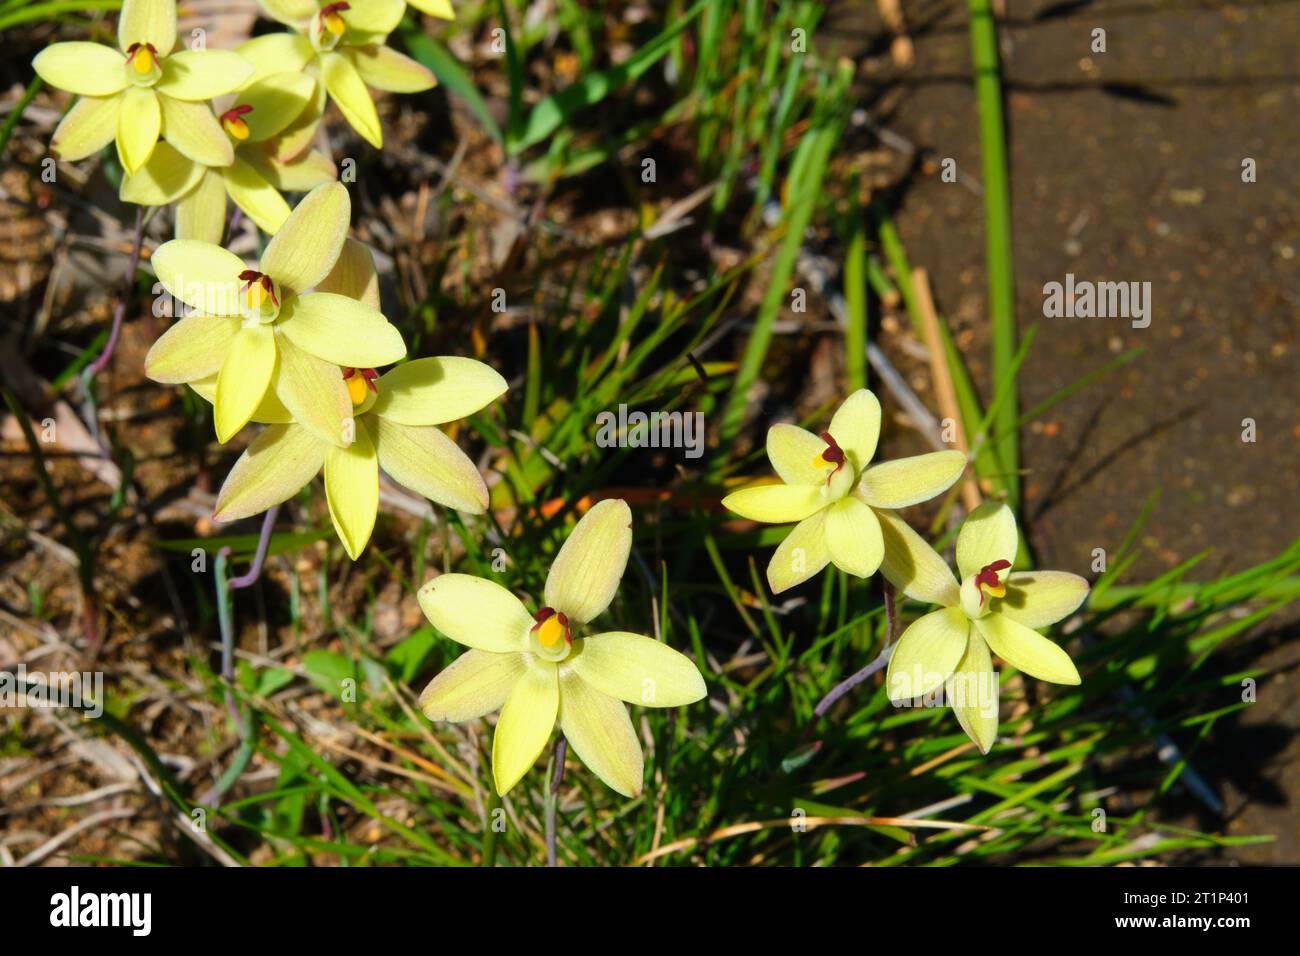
[
  {"xmin": 419, "ymin": 650, "xmax": 526, "ymax": 723},
  {"xmin": 886, "ymin": 606, "xmax": 969, "ymax": 701},
  {"xmin": 372, "ymin": 357, "xmax": 507, "ymax": 426},
  {"xmin": 373, "ymin": 418, "xmax": 488, "ymax": 513},
  {"xmin": 568, "ymin": 631, "xmax": 705, "ymax": 708},
  {"xmin": 858, "ymin": 450, "xmax": 967, "ymax": 510},
  {"xmin": 33, "ymin": 43, "xmax": 128, "ymax": 97},
  {"xmin": 976, "ymin": 613, "xmax": 1081, "ymax": 686},
  {"xmin": 543, "ymin": 499, "xmax": 632, "ymax": 625},
  {"xmin": 955, "ymin": 501, "xmax": 1019, "ymax": 581},
  {"xmin": 213, "ymin": 423, "xmax": 326, "ymax": 522},
  {"xmin": 558, "ymin": 668, "xmax": 642, "ymax": 798},
  {"xmin": 324, "ymin": 417, "xmax": 379, "ymax": 559},
  {"xmin": 416, "ymin": 573, "xmax": 532, "ymax": 654},
  {"xmin": 766, "ymin": 508, "xmax": 830, "ymax": 594},
  {"xmin": 492, "ymin": 660, "xmax": 559, "ymax": 795}
]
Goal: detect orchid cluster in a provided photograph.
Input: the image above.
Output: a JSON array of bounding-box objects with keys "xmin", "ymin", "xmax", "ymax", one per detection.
[
  {"xmin": 35, "ymin": 0, "xmax": 444, "ymax": 240},
  {"xmin": 722, "ymin": 390, "xmax": 1088, "ymax": 753},
  {"xmin": 34, "ymin": 1, "xmax": 1089, "ymax": 804}
]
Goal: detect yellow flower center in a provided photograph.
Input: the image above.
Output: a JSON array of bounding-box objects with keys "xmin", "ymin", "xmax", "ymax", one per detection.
[
  {"xmin": 133, "ymin": 47, "xmax": 155, "ymax": 75},
  {"xmin": 536, "ymin": 614, "xmax": 565, "ymax": 649},
  {"xmin": 125, "ymin": 42, "xmax": 161, "ymax": 87},
  {"xmin": 342, "ymin": 367, "xmax": 378, "ymax": 407},
  {"xmin": 324, "ymin": 11, "xmax": 346, "ymax": 35},
  {"xmin": 220, "ymin": 105, "xmax": 253, "ymax": 141},
  {"xmin": 528, "ymin": 608, "xmax": 571, "ymax": 662}
]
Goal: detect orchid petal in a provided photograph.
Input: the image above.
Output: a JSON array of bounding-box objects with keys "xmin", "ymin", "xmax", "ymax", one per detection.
[
  {"xmin": 159, "ymin": 95, "xmax": 234, "ymax": 167},
  {"xmin": 372, "ymin": 357, "xmax": 507, "ymax": 426},
  {"xmin": 416, "ymin": 574, "xmax": 532, "ymax": 654},
  {"xmin": 827, "ymin": 389, "xmax": 881, "ymax": 472},
  {"xmin": 213, "ymin": 423, "xmax": 326, "ymax": 521},
  {"xmin": 492, "ymin": 660, "xmax": 558, "ymax": 795},
  {"xmin": 214, "ymin": 325, "xmax": 277, "ymax": 443},
  {"xmin": 886, "ymin": 606, "xmax": 970, "ymax": 701},
  {"xmin": 858, "ymin": 450, "xmax": 967, "ymax": 509},
  {"xmin": 150, "ymin": 239, "xmax": 245, "ymax": 316},
  {"xmin": 120, "ymin": 141, "xmax": 203, "ymax": 205},
  {"xmin": 956, "ymin": 501, "xmax": 1019, "ymax": 581},
  {"xmin": 259, "ymin": 182, "xmax": 350, "ymax": 291},
  {"xmin": 876, "ymin": 508, "xmax": 960, "ymax": 607},
  {"xmin": 223, "ymin": 157, "xmax": 291, "ymax": 235},
  {"xmin": 345, "ymin": 45, "xmax": 435, "ymax": 93},
  {"xmin": 33, "ymin": 43, "xmax": 127, "ymax": 96},
  {"xmin": 174, "ymin": 169, "xmax": 228, "ymax": 243},
  {"xmin": 766, "ymin": 508, "xmax": 830, "ymax": 594},
  {"xmin": 997, "ymin": 571, "xmax": 1089, "ymax": 631},
  {"xmin": 568, "ymin": 632, "xmax": 705, "ymax": 708},
  {"xmin": 316, "ymin": 238, "xmax": 379, "ymax": 308},
  {"xmin": 373, "ymin": 418, "xmax": 488, "ymax": 513},
  {"xmin": 321, "ymin": 50, "xmax": 382, "ymax": 148},
  {"xmin": 279, "ymin": 292, "xmax": 406, "ymax": 366},
  {"xmin": 544, "ymin": 499, "xmax": 632, "ymax": 625},
  {"xmin": 236, "ymin": 73, "xmax": 317, "ymax": 142},
  {"xmin": 419, "ymin": 650, "xmax": 526, "ymax": 723},
  {"xmin": 237, "ymin": 32, "xmax": 315, "ymax": 85},
  {"xmin": 558, "ymin": 668, "xmax": 643, "ymax": 798},
  {"xmin": 272, "ymin": 337, "xmax": 354, "ymax": 448},
  {"xmin": 144, "ymin": 313, "xmax": 239, "ymax": 384},
  {"xmin": 823, "ymin": 496, "xmax": 884, "ymax": 578},
  {"xmin": 324, "ymin": 416, "xmax": 379, "ymax": 559},
  {"xmin": 766, "ymin": 423, "xmax": 830, "ymax": 487},
  {"xmin": 721, "ymin": 482, "xmax": 823, "ymax": 524},
  {"xmin": 116, "ymin": 86, "xmax": 160, "ymax": 174},
  {"xmin": 976, "ymin": 613, "xmax": 1081, "ymax": 686},
  {"xmin": 50, "ymin": 94, "xmax": 120, "ymax": 161},
  {"xmin": 155, "ymin": 50, "xmax": 254, "ymax": 101},
  {"xmin": 118, "ymin": 0, "xmax": 176, "ymax": 54},
  {"xmin": 947, "ymin": 630, "xmax": 999, "ymax": 754}
]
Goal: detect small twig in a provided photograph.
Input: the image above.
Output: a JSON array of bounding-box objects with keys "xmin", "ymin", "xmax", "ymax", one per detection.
[{"xmin": 545, "ymin": 736, "xmax": 567, "ymax": 867}]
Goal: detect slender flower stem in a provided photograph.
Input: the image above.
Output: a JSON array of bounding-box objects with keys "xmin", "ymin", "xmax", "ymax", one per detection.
[
  {"xmin": 226, "ymin": 504, "xmax": 280, "ymax": 590},
  {"xmin": 545, "ymin": 736, "xmax": 567, "ymax": 867},
  {"xmin": 208, "ymin": 506, "xmax": 280, "ymax": 801},
  {"xmin": 86, "ymin": 206, "xmax": 145, "ymax": 380},
  {"xmin": 804, "ymin": 581, "xmax": 898, "ymax": 738}
]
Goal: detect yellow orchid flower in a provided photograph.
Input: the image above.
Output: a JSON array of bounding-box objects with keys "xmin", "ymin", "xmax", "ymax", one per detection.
[
  {"xmin": 121, "ymin": 73, "xmax": 336, "ymax": 240},
  {"xmin": 209, "ymin": 351, "xmax": 507, "ymax": 559},
  {"xmin": 721, "ymin": 389, "xmax": 968, "ymax": 594},
  {"xmin": 238, "ymin": 0, "xmax": 436, "ymax": 153},
  {"xmin": 144, "ymin": 183, "xmax": 406, "ymax": 445},
  {"xmin": 884, "ymin": 501, "xmax": 1088, "ymax": 753},
  {"xmin": 33, "ymin": 0, "xmax": 254, "ymax": 174},
  {"xmin": 418, "ymin": 499, "xmax": 707, "ymax": 797}
]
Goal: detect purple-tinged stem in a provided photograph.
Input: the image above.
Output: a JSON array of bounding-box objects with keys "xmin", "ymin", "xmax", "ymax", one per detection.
[
  {"xmin": 804, "ymin": 580, "xmax": 898, "ymax": 737},
  {"xmin": 545, "ymin": 736, "xmax": 567, "ymax": 867},
  {"xmin": 86, "ymin": 206, "xmax": 145, "ymax": 379}
]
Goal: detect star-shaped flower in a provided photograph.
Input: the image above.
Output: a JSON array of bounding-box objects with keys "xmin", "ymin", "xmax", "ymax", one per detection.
[
  {"xmin": 121, "ymin": 73, "xmax": 336, "ymax": 240},
  {"xmin": 144, "ymin": 182, "xmax": 406, "ymax": 444},
  {"xmin": 238, "ymin": 0, "xmax": 436, "ymax": 153},
  {"xmin": 418, "ymin": 500, "xmax": 707, "ymax": 797},
  {"xmin": 33, "ymin": 0, "xmax": 253, "ymax": 174},
  {"xmin": 211, "ymin": 354, "xmax": 506, "ymax": 558},
  {"xmin": 721, "ymin": 389, "xmax": 968, "ymax": 594},
  {"xmin": 884, "ymin": 501, "xmax": 1088, "ymax": 752}
]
